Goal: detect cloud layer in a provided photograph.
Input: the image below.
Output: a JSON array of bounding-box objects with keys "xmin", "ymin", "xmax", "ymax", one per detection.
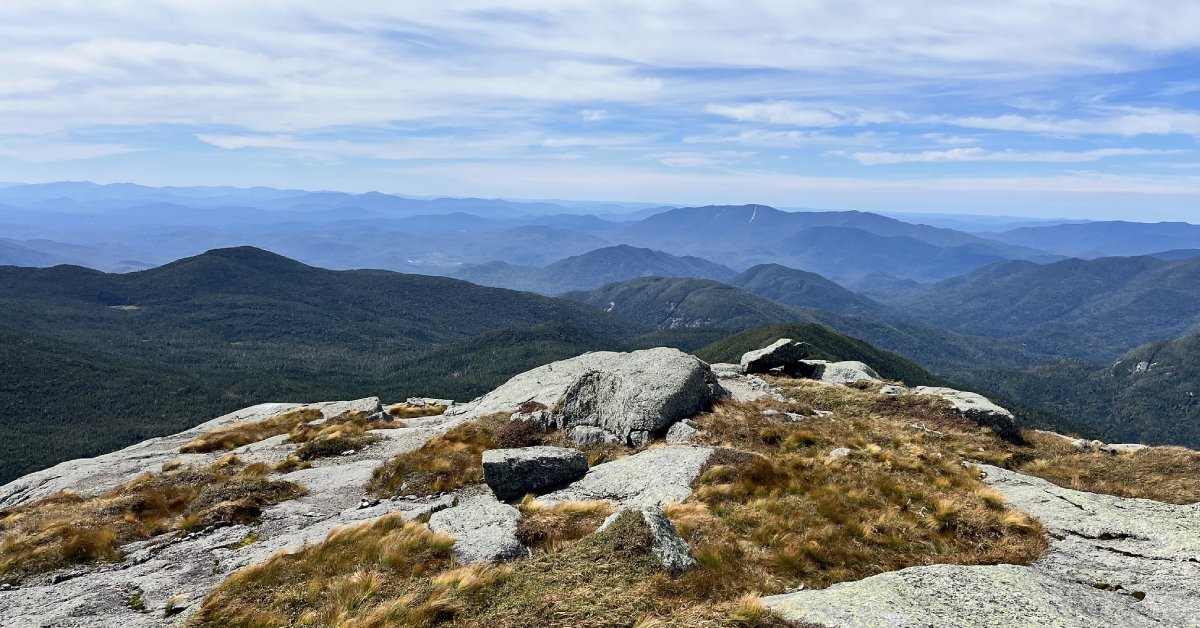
[{"xmin": 2, "ymin": 1, "xmax": 1200, "ymax": 217}]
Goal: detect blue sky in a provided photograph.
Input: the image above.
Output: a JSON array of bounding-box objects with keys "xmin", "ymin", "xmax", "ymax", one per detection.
[{"xmin": 2, "ymin": 2, "xmax": 1200, "ymax": 219}]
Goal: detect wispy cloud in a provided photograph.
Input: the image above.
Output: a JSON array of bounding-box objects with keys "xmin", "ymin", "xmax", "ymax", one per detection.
[{"xmin": 845, "ymin": 147, "xmax": 1182, "ymax": 165}]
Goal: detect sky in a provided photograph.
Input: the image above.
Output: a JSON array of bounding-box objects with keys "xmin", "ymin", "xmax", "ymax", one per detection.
[{"xmin": 2, "ymin": 1, "xmax": 1200, "ymax": 219}]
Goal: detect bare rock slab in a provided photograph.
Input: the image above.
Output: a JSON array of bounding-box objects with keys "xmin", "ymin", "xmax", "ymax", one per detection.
[
  {"xmin": 482, "ymin": 446, "xmax": 588, "ymax": 501},
  {"xmin": 428, "ymin": 493, "xmax": 526, "ymax": 564},
  {"xmin": 541, "ymin": 446, "xmax": 714, "ymax": 509},
  {"xmin": 763, "ymin": 563, "xmax": 1159, "ymax": 628}
]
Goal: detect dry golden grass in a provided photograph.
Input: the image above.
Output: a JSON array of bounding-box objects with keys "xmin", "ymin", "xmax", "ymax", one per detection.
[
  {"xmin": 180, "ymin": 407, "xmax": 324, "ymax": 453},
  {"xmin": 1013, "ymin": 431, "xmax": 1200, "ymax": 504},
  {"xmin": 291, "ymin": 418, "xmax": 380, "ymax": 461},
  {"xmin": 386, "ymin": 403, "xmax": 448, "ymax": 419},
  {"xmin": 673, "ymin": 382, "xmax": 1047, "ymax": 595},
  {"xmin": 367, "ymin": 417, "xmax": 503, "ymax": 498},
  {"xmin": 515, "ymin": 498, "xmax": 614, "ymax": 551},
  {"xmin": 189, "ymin": 514, "xmax": 458, "ymax": 627},
  {"xmin": 0, "ymin": 456, "xmax": 305, "ymax": 584}
]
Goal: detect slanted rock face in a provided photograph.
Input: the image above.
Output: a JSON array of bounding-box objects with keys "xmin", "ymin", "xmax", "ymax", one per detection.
[
  {"xmin": 458, "ymin": 348, "xmax": 724, "ymax": 446},
  {"xmin": 739, "ymin": 338, "xmax": 810, "ymax": 374},
  {"xmin": 540, "ymin": 446, "xmax": 714, "ymax": 509},
  {"xmin": 482, "ymin": 446, "xmax": 588, "ymax": 502},
  {"xmin": 598, "ymin": 507, "xmax": 696, "ymax": 575},
  {"xmin": 911, "ymin": 386, "xmax": 1019, "ymax": 439},
  {"xmin": 428, "ymin": 492, "xmax": 526, "ymax": 564}
]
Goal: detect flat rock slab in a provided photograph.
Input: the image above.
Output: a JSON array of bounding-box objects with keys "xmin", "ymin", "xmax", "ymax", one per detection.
[
  {"xmin": 428, "ymin": 492, "xmax": 526, "ymax": 563},
  {"xmin": 540, "ymin": 446, "xmax": 714, "ymax": 509},
  {"xmin": 764, "ymin": 563, "xmax": 1160, "ymax": 628},
  {"xmin": 482, "ymin": 446, "xmax": 588, "ymax": 501},
  {"xmin": 767, "ymin": 466, "xmax": 1200, "ymax": 627}
]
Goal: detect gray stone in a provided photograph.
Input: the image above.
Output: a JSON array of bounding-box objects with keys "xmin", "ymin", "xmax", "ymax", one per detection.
[
  {"xmin": 541, "ymin": 446, "xmax": 714, "ymax": 509},
  {"xmin": 665, "ymin": 420, "xmax": 700, "ymax": 444},
  {"xmin": 739, "ymin": 338, "xmax": 810, "ymax": 374},
  {"xmin": 314, "ymin": 397, "xmax": 381, "ymax": 419},
  {"xmin": 800, "ymin": 360, "xmax": 881, "ymax": 385},
  {"xmin": 482, "ymin": 446, "xmax": 588, "ymax": 501},
  {"xmin": 1101, "ymin": 443, "xmax": 1149, "ymax": 455},
  {"xmin": 764, "ymin": 563, "xmax": 1159, "ymax": 628},
  {"xmin": 567, "ymin": 425, "xmax": 621, "ymax": 447},
  {"xmin": 427, "ymin": 493, "xmax": 526, "ymax": 564},
  {"xmin": 598, "ymin": 507, "xmax": 696, "ymax": 575},
  {"xmin": 708, "ymin": 362, "xmax": 745, "ymax": 377},
  {"xmin": 879, "ymin": 384, "xmax": 906, "ymax": 396},
  {"xmin": 826, "ymin": 447, "xmax": 851, "ymax": 461},
  {"xmin": 911, "ymin": 386, "xmax": 1019, "ymax": 439},
  {"xmin": 448, "ymin": 348, "xmax": 724, "ymax": 446}
]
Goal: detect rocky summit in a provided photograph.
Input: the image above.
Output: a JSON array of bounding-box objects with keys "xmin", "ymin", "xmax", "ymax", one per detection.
[{"xmin": 1, "ymin": 341, "xmax": 1197, "ymax": 627}]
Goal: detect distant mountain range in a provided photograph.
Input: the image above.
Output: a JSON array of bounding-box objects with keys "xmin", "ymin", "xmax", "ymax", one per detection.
[
  {"xmin": 889, "ymin": 255, "xmax": 1200, "ymax": 361},
  {"xmin": 452, "ymin": 245, "xmax": 736, "ymax": 294},
  {"xmin": 989, "ymin": 220, "xmax": 1200, "ymax": 258}
]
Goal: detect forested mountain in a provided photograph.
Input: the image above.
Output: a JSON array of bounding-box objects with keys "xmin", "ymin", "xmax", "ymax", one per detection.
[
  {"xmin": 0, "ymin": 247, "xmax": 638, "ymax": 481},
  {"xmin": 730, "ymin": 263, "xmax": 886, "ymax": 316},
  {"xmin": 453, "ymin": 245, "xmax": 735, "ymax": 294},
  {"xmin": 564, "ymin": 276, "xmax": 800, "ymax": 332},
  {"xmin": 891, "ymin": 255, "xmax": 1200, "ymax": 361},
  {"xmin": 616, "ymin": 204, "xmax": 1055, "ymax": 281},
  {"xmin": 990, "ymin": 220, "xmax": 1200, "ymax": 258}
]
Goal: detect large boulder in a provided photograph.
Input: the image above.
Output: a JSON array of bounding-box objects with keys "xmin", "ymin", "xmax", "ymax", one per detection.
[
  {"xmin": 458, "ymin": 348, "xmax": 725, "ymax": 446},
  {"xmin": 482, "ymin": 446, "xmax": 588, "ymax": 501},
  {"xmin": 911, "ymin": 386, "xmax": 1019, "ymax": 439},
  {"xmin": 739, "ymin": 339, "xmax": 810, "ymax": 374},
  {"xmin": 428, "ymin": 493, "xmax": 526, "ymax": 564},
  {"xmin": 801, "ymin": 360, "xmax": 881, "ymax": 385}
]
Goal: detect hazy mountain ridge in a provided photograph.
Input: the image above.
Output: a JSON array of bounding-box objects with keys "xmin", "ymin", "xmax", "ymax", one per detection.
[{"xmin": 453, "ymin": 245, "xmax": 736, "ymax": 295}]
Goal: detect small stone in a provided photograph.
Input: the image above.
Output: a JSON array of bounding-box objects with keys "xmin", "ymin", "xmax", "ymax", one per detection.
[
  {"xmin": 880, "ymin": 384, "xmax": 906, "ymax": 396},
  {"xmin": 762, "ymin": 409, "xmax": 781, "ymax": 416},
  {"xmin": 665, "ymin": 420, "xmax": 700, "ymax": 444},
  {"xmin": 357, "ymin": 498, "xmax": 380, "ymax": 510},
  {"xmin": 827, "ymin": 447, "xmax": 851, "ymax": 461},
  {"xmin": 340, "ymin": 450, "xmax": 356, "ymax": 456}
]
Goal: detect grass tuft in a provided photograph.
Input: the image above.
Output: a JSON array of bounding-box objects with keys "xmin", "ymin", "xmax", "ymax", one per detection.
[{"xmin": 0, "ymin": 459, "xmax": 304, "ymax": 584}]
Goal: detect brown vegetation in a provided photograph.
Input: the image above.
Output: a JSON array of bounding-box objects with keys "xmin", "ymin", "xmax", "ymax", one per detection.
[
  {"xmin": 366, "ymin": 418, "xmax": 504, "ymax": 498},
  {"xmin": 1014, "ymin": 431, "xmax": 1200, "ymax": 504},
  {"xmin": 386, "ymin": 403, "xmax": 448, "ymax": 419},
  {"xmin": 0, "ymin": 456, "xmax": 304, "ymax": 584},
  {"xmin": 515, "ymin": 498, "xmax": 614, "ymax": 551},
  {"xmin": 179, "ymin": 407, "xmax": 324, "ymax": 453}
]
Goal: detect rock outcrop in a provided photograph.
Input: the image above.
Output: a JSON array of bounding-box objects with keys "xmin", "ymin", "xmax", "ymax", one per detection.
[
  {"xmin": 766, "ymin": 464, "xmax": 1200, "ymax": 626},
  {"xmin": 454, "ymin": 347, "xmax": 725, "ymax": 446},
  {"xmin": 801, "ymin": 359, "xmax": 881, "ymax": 385},
  {"xmin": 740, "ymin": 338, "xmax": 811, "ymax": 374},
  {"xmin": 482, "ymin": 446, "xmax": 588, "ymax": 502},
  {"xmin": 541, "ymin": 446, "xmax": 714, "ymax": 509},
  {"xmin": 598, "ymin": 507, "xmax": 696, "ymax": 575},
  {"xmin": 911, "ymin": 386, "xmax": 1019, "ymax": 439}
]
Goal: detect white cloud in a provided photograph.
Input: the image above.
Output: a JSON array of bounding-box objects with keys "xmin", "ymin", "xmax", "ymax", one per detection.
[
  {"xmin": 655, "ymin": 151, "xmax": 753, "ymax": 168},
  {"xmin": 948, "ymin": 109, "xmax": 1200, "ymax": 137},
  {"xmin": 847, "ymin": 147, "xmax": 1181, "ymax": 165}
]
